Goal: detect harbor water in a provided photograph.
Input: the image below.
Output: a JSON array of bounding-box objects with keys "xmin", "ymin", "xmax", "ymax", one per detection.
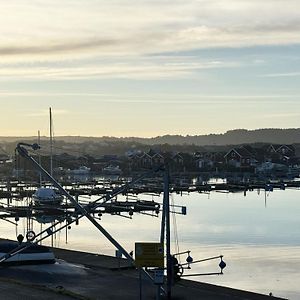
[{"xmin": 1, "ymin": 188, "xmax": 300, "ymax": 299}]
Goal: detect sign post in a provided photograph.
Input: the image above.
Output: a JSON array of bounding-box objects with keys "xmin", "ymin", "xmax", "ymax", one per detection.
[
  {"xmin": 135, "ymin": 242, "xmax": 164, "ymax": 268},
  {"xmin": 135, "ymin": 242, "xmax": 164, "ymax": 300}
]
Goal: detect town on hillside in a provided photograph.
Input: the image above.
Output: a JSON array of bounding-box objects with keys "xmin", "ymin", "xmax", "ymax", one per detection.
[{"xmin": 1, "ymin": 143, "xmax": 299, "ymax": 181}]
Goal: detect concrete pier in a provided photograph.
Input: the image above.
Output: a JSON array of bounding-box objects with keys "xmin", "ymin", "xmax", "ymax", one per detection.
[{"xmin": 0, "ymin": 244, "xmax": 286, "ymax": 299}]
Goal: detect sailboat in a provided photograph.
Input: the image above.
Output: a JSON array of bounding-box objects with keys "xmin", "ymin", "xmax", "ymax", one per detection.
[{"xmin": 33, "ymin": 108, "xmax": 63, "ymax": 206}]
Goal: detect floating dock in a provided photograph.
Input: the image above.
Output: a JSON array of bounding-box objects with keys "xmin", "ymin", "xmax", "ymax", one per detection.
[{"xmin": 0, "ymin": 177, "xmax": 299, "ymax": 199}]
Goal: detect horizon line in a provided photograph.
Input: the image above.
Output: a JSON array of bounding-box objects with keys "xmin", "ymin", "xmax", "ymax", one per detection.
[{"xmin": 0, "ymin": 127, "xmax": 300, "ymax": 139}]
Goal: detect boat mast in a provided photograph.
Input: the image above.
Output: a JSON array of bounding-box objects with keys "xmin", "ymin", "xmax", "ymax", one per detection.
[
  {"xmin": 49, "ymin": 107, "xmax": 53, "ymax": 177},
  {"xmin": 38, "ymin": 130, "xmax": 42, "ymax": 186}
]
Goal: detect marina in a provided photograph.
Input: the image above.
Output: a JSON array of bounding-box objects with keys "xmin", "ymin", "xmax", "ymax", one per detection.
[
  {"xmin": 1, "ymin": 1, "xmax": 300, "ymax": 299},
  {"xmin": 0, "ymin": 142, "xmax": 299, "ymax": 298},
  {"xmin": 0, "ymin": 175, "xmax": 299, "ymax": 200}
]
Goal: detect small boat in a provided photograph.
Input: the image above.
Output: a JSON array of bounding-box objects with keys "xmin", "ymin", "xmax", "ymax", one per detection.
[
  {"xmin": 33, "ymin": 187, "xmax": 64, "ymax": 205},
  {"xmin": 67, "ymin": 166, "xmax": 91, "ymax": 175},
  {"xmin": 0, "ymin": 240, "xmax": 55, "ymax": 265},
  {"xmin": 102, "ymin": 165, "xmax": 122, "ymax": 175}
]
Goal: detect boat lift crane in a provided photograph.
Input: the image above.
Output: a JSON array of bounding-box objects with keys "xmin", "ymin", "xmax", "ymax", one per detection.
[
  {"xmin": 0, "ymin": 143, "xmax": 164, "ymax": 283},
  {"xmin": 0, "ymin": 142, "xmax": 226, "ymax": 299}
]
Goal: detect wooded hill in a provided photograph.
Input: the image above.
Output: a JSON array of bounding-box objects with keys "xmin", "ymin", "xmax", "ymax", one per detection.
[{"xmin": 1, "ymin": 128, "xmax": 300, "ymax": 146}]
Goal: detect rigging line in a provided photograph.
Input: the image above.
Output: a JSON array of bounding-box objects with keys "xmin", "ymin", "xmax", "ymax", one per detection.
[
  {"xmin": 170, "ymin": 193, "xmax": 180, "ymax": 260},
  {"xmin": 58, "ymin": 226, "xmax": 61, "ymax": 248}
]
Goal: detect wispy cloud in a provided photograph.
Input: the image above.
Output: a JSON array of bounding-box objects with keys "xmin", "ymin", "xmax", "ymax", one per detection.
[
  {"xmin": 25, "ymin": 109, "xmax": 70, "ymax": 117},
  {"xmin": 0, "ymin": 1, "xmax": 300, "ymax": 60},
  {"xmin": 262, "ymin": 112, "xmax": 300, "ymax": 119},
  {"xmin": 260, "ymin": 72, "xmax": 300, "ymax": 78},
  {"xmin": 1, "ymin": 90, "xmax": 298, "ymax": 106},
  {"xmin": 0, "ymin": 39, "xmax": 118, "ymax": 56},
  {"xmin": 0, "ymin": 1, "xmax": 299, "ymax": 82},
  {"xmin": 0, "ymin": 57, "xmax": 240, "ymax": 80}
]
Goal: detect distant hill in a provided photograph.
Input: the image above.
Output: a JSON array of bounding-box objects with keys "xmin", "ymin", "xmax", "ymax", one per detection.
[
  {"xmin": 1, "ymin": 128, "xmax": 300, "ymax": 146},
  {"xmin": 134, "ymin": 128, "xmax": 300, "ymax": 145}
]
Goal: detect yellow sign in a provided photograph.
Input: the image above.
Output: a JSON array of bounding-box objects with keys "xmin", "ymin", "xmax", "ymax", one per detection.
[{"xmin": 135, "ymin": 242, "xmax": 164, "ymax": 268}]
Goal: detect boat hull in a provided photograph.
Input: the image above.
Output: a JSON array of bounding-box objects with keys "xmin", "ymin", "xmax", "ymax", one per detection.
[
  {"xmin": 0, "ymin": 241, "xmax": 56, "ymax": 265},
  {"xmin": 33, "ymin": 187, "xmax": 63, "ymax": 206}
]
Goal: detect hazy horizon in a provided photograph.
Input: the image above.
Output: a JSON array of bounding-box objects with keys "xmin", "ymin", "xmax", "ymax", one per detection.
[{"xmin": 0, "ymin": 127, "xmax": 298, "ymax": 139}]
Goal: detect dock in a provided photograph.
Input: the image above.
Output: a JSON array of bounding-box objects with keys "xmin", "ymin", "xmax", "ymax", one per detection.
[
  {"xmin": 0, "ymin": 177, "xmax": 299, "ymax": 200},
  {"xmin": 0, "ymin": 242, "xmax": 287, "ymax": 300}
]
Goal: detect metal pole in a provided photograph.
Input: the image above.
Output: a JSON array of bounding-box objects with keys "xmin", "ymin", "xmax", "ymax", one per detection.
[
  {"xmin": 157, "ymin": 166, "xmax": 168, "ymax": 300},
  {"xmin": 164, "ymin": 165, "xmax": 172, "ymax": 299},
  {"xmin": 38, "ymin": 130, "xmax": 42, "ymax": 185},
  {"xmin": 49, "ymin": 108, "xmax": 53, "ymax": 177},
  {"xmin": 160, "ymin": 184, "xmax": 166, "ymax": 245},
  {"xmin": 139, "ymin": 267, "xmax": 142, "ymax": 300},
  {"xmin": 156, "ymin": 288, "xmax": 160, "ymax": 300}
]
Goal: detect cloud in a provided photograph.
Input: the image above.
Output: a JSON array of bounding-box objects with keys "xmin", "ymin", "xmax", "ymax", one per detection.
[
  {"xmin": 0, "ymin": 90, "xmax": 298, "ymax": 106},
  {"xmin": 260, "ymin": 72, "xmax": 300, "ymax": 78},
  {"xmin": 0, "ymin": 39, "xmax": 118, "ymax": 56},
  {"xmin": 262, "ymin": 112, "xmax": 300, "ymax": 119},
  {"xmin": 0, "ymin": 56, "xmax": 240, "ymax": 80},
  {"xmin": 0, "ymin": 1, "xmax": 300, "ymax": 80},
  {"xmin": 1, "ymin": 1, "xmax": 300, "ymax": 58},
  {"xmin": 25, "ymin": 109, "xmax": 69, "ymax": 117}
]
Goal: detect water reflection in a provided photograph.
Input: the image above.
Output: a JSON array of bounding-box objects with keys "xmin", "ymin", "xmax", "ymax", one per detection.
[{"xmin": 0, "ymin": 189, "xmax": 300, "ymax": 299}]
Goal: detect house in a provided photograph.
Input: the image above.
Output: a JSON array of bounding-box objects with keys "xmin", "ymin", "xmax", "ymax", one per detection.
[
  {"xmin": 264, "ymin": 144, "xmax": 295, "ymax": 164},
  {"xmin": 275, "ymin": 145, "xmax": 295, "ymax": 157},
  {"xmin": 224, "ymin": 147, "xmax": 257, "ymax": 168},
  {"xmin": 194, "ymin": 152, "xmax": 215, "ymax": 169},
  {"xmin": 266, "ymin": 145, "xmax": 277, "ymax": 154},
  {"xmin": 152, "ymin": 153, "xmax": 164, "ymax": 166},
  {"xmin": 171, "ymin": 153, "xmax": 184, "ymax": 165},
  {"xmin": 140, "ymin": 153, "xmax": 152, "ymax": 168}
]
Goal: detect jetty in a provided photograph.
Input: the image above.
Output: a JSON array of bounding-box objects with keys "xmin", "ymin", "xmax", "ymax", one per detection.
[
  {"xmin": 0, "ymin": 176, "xmax": 299, "ymax": 200},
  {"xmin": 0, "ymin": 240, "xmax": 287, "ymax": 300}
]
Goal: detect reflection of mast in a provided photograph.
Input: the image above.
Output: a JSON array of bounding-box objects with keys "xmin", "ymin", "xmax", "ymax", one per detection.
[
  {"xmin": 49, "ymin": 108, "xmax": 53, "ymax": 177},
  {"xmin": 265, "ymin": 189, "xmax": 267, "ymax": 208}
]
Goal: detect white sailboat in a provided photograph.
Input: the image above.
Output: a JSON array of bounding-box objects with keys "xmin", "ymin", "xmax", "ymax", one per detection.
[{"xmin": 33, "ymin": 108, "xmax": 63, "ymax": 206}]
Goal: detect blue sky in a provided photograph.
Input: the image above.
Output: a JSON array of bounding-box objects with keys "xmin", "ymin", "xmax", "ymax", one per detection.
[{"xmin": 0, "ymin": 0, "xmax": 299, "ymax": 137}]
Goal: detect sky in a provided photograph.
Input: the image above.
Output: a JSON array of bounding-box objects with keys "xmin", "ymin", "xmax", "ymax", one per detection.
[{"xmin": 0, "ymin": 0, "xmax": 299, "ymax": 137}]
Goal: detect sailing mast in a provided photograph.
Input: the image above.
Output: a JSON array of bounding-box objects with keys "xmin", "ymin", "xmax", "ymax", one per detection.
[
  {"xmin": 49, "ymin": 107, "xmax": 53, "ymax": 177},
  {"xmin": 38, "ymin": 130, "xmax": 42, "ymax": 186}
]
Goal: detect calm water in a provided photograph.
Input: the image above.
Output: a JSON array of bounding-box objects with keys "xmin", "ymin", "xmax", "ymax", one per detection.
[{"xmin": 1, "ymin": 189, "xmax": 300, "ymax": 299}]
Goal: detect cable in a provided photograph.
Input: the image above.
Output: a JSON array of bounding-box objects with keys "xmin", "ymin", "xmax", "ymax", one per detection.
[{"xmin": 170, "ymin": 193, "xmax": 180, "ymax": 261}]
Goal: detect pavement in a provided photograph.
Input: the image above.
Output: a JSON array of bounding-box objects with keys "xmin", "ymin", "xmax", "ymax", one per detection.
[{"xmin": 0, "ymin": 246, "xmax": 287, "ymax": 300}]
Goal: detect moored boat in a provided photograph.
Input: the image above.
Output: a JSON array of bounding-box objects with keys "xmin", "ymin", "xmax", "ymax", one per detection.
[
  {"xmin": 102, "ymin": 165, "xmax": 122, "ymax": 175},
  {"xmin": 67, "ymin": 165, "xmax": 91, "ymax": 175},
  {"xmin": 0, "ymin": 240, "xmax": 55, "ymax": 265},
  {"xmin": 33, "ymin": 187, "xmax": 64, "ymax": 205}
]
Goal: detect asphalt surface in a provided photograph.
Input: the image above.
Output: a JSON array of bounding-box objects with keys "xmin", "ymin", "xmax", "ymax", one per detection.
[{"xmin": 0, "ymin": 246, "xmax": 287, "ymax": 300}]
